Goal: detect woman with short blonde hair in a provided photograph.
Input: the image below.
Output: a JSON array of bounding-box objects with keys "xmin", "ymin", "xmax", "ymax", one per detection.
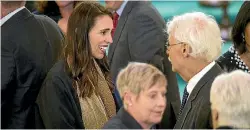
[{"xmin": 104, "ymin": 62, "xmax": 167, "ymax": 129}]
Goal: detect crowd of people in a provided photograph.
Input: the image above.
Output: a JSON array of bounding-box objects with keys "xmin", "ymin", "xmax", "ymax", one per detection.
[{"xmin": 1, "ymin": 0, "xmax": 250, "ymax": 129}]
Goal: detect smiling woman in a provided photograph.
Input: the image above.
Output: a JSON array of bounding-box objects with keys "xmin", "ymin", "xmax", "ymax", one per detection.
[{"xmin": 35, "ymin": 2, "xmax": 116, "ymax": 129}]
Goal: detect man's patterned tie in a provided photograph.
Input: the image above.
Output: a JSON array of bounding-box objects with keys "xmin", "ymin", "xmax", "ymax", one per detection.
[{"xmin": 179, "ymin": 87, "xmax": 189, "ymax": 117}]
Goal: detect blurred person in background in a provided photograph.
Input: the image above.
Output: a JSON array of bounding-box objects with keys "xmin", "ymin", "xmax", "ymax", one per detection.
[
  {"xmin": 105, "ymin": 1, "xmax": 180, "ymax": 128},
  {"xmin": 35, "ymin": 1, "xmax": 79, "ymax": 34},
  {"xmin": 165, "ymin": 12, "xmax": 224, "ymax": 128},
  {"xmin": 103, "ymin": 62, "xmax": 167, "ymax": 129},
  {"xmin": 217, "ymin": 1, "xmax": 250, "ymax": 73},
  {"xmin": 35, "ymin": 2, "xmax": 116, "ymax": 129},
  {"xmin": 1, "ymin": 1, "xmax": 63, "ymax": 128},
  {"xmin": 210, "ymin": 70, "xmax": 250, "ymax": 129}
]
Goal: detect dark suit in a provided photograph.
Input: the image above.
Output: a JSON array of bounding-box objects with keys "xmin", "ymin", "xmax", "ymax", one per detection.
[
  {"xmin": 103, "ymin": 107, "xmax": 143, "ymax": 129},
  {"xmin": 1, "ymin": 8, "xmax": 63, "ymax": 128},
  {"xmin": 174, "ymin": 63, "xmax": 223, "ymax": 129},
  {"xmin": 108, "ymin": 1, "xmax": 180, "ymax": 128}
]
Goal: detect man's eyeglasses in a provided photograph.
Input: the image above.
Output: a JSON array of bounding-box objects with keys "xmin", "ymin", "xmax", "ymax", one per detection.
[{"xmin": 165, "ymin": 41, "xmax": 184, "ymax": 49}]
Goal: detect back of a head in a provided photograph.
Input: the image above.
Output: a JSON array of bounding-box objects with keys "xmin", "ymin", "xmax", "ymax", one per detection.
[
  {"xmin": 1, "ymin": 1, "xmax": 25, "ymax": 8},
  {"xmin": 210, "ymin": 70, "xmax": 250, "ymax": 128},
  {"xmin": 1, "ymin": 1, "xmax": 26, "ymax": 18},
  {"xmin": 166, "ymin": 12, "xmax": 223, "ymax": 62}
]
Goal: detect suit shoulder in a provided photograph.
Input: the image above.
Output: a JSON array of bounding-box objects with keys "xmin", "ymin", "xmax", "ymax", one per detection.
[
  {"xmin": 129, "ymin": 2, "xmax": 165, "ymax": 25},
  {"xmin": 34, "ymin": 14, "xmax": 63, "ymax": 34},
  {"xmin": 34, "ymin": 14, "xmax": 58, "ymax": 26}
]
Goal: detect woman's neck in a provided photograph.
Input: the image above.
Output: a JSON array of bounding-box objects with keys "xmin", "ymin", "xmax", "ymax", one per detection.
[{"xmin": 59, "ymin": 3, "xmax": 73, "ymax": 19}]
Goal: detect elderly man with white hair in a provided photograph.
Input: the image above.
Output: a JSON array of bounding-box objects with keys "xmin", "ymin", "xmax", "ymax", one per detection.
[
  {"xmin": 210, "ymin": 70, "xmax": 250, "ymax": 129},
  {"xmin": 165, "ymin": 12, "xmax": 224, "ymax": 128}
]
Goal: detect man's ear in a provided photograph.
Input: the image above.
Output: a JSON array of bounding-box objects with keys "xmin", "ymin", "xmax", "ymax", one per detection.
[
  {"xmin": 182, "ymin": 43, "xmax": 191, "ymax": 57},
  {"xmin": 212, "ymin": 109, "xmax": 219, "ymax": 129}
]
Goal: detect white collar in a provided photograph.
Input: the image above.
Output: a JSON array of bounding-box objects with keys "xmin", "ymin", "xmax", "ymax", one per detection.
[
  {"xmin": 1, "ymin": 6, "xmax": 25, "ymax": 26},
  {"xmin": 186, "ymin": 61, "xmax": 216, "ymax": 95},
  {"xmin": 116, "ymin": 0, "xmax": 128, "ymax": 18}
]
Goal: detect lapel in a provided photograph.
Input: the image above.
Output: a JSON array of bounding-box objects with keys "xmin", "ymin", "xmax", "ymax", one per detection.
[
  {"xmin": 3, "ymin": 8, "xmax": 31, "ymax": 27},
  {"xmin": 177, "ymin": 63, "xmax": 222, "ymax": 128},
  {"xmin": 107, "ymin": 1, "xmax": 138, "ymax": 64}
]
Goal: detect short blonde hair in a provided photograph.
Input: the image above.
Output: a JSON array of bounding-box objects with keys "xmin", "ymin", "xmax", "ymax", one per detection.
[
  {"xmin": 117, "ymin": 62, "xmax": 167, "ymax": 99},
  {"xmin": 210, "ymin": 70, "xmax": 250, "ymax": 128},
  {"xmin": 166, "ymin": 12, "xmax": 223, "ymax": 62}
]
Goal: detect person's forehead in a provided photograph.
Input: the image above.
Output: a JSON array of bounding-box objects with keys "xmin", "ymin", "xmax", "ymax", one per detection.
[
  {"xmin": 94, "ymin": 15, "xmax": 112, "ymax": 26},
  {"xmin": 145, "ymin": 83, "xmax": 166, "ymax": 93}
]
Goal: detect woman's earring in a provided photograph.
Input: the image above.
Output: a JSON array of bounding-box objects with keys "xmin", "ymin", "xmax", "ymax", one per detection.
[{"xmin": 242, "ymin": 33, "xmax": 245, "ymax": 42}]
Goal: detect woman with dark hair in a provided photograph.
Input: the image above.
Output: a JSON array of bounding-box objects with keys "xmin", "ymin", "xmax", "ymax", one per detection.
[
  {"xmin": 34, "ymin": 1, "xmax": 79, "ymax": 33},
  {"xmin": 217, "ymin": 1, "xmax": 250, "ymax": 73},
  {"xmin": 35, "ymin": 2, "xmax": 116, "ymax": 129}
]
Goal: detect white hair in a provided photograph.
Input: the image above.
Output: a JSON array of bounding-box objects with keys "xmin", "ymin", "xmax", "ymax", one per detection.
[
  {"xmin": 210, "ymin": 70, "xmax": 250, "ymax": 128},
  {"xmin": 166, "ymin": 12, "xmax": 223, "ymax": 62}
]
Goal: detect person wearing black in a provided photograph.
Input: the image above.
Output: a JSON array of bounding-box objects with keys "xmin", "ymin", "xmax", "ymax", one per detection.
[
  {"xmin": 105, "ymin": 1, "xmax": 181, "ymax": 128},
  {"xmin": 217, "ymin": 1, "xmax": 250, "ymax": 73},
  {"xmin": 1, "ymin": 1, "xmax": 63, "ymax": 128},
  {"xmin": 35, "ymin": 2, "xmax": 116, "ymax": 129},
  {"xmin": 103, "ymin": 62, "xmax": 167, "ymax": 129},
  {"xmin": 165, "ymin": 12, "xmax": 224, "ymax": 128}
]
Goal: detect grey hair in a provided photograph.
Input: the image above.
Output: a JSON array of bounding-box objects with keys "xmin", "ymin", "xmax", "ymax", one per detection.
[
  {"xmin": 165, "ymin": 12, "xmax": 223, "ymax": 62},
  {"xmin": 210, "ymin": 70, "xmax": 250, "ymax": 128}
]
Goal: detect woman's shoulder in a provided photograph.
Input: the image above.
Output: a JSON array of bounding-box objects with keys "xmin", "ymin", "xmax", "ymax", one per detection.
[
  {"xmin": 218, "ymin": 46, "xmax": 235, "ymax": 61},
  {"xmin": 43, "ymin": 60, "xmax": 73, "ymax": 92},
  {"xmin": 217, "ymin": 46, "xmax": 250, "ymax": 73},
  {"xmin": 216, "ymin": 46, "xmax": 238, "ymax": 72}
]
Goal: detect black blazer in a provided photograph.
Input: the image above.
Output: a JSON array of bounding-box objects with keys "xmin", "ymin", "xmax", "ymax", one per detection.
[
  {"xmin": 174, "ymin": 63, "xmax": 224, "ymax": 129},
  {"xmin": 34, "ymin": 60, "xmax": 84, "ymax": 129},
  {"xmin": 103, "ymin": 107, "xmax": 143, "ymax": 129},
  {"xmin": 108, "ymin": 1, "xmax": 180, "ymax": 128},
  {"xmin": 216, "ymin": 46, "xmax": 250, "ymax": 73},
  {"xmin": 35, "ymin": 60, "xmax": 118, "ymax": 129},
  {"xmin": 1, "ymin": 8, "xmax": 63, "ymax": 128}
]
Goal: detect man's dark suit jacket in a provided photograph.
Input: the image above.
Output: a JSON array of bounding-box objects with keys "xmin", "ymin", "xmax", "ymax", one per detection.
[
  {"xmin": 103, "ymin": 107, "xmax": 143, "ymax": 129},
  {"xmin": 1, "ymin": 8, "xmax": 63, "ymax": 128},
  {"xmin": 108, "ymin": 1, "xmax": 180, "ymax": 128},
  {"xmin": 174, "ymin": 63, "xmax": 223, "ymax": 129}
]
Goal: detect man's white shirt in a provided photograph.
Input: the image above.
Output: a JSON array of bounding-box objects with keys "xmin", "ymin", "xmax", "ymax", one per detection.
[{"xmin": 186, "ymin": 61, "xmax": 216, "ymax": 98}]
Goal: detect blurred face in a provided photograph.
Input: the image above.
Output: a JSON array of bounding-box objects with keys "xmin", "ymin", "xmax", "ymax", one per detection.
[
  {"xmin": 166, "ymin": 33, "xmax": 184, "ymax": 72},
  {"xmin": 89, "ymin": 15, "xmax": 113, "ymax": 59},
  {"xmin": 128, "ymin": 82, "xmax": 167, "ymax": 127},
  {"xmin": 105, "ymin": 1, "xmax": 124, "ymax": 11},
  {"xmin": 55, "ymin": 1, "xmax": 74, "ymax": 8},
  {"xmin": 244, "ymin": 22, "xmax": 250, "ymax": 49}
]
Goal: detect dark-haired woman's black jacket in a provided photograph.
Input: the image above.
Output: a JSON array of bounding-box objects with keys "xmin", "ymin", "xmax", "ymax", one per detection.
[
  {"xmin": 34, "ymin": 60, "xmax": 84, "ymax": 128},
  {"xmin": 216, "ymin": 46, "xmax": 250, "ymax": 73}
]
